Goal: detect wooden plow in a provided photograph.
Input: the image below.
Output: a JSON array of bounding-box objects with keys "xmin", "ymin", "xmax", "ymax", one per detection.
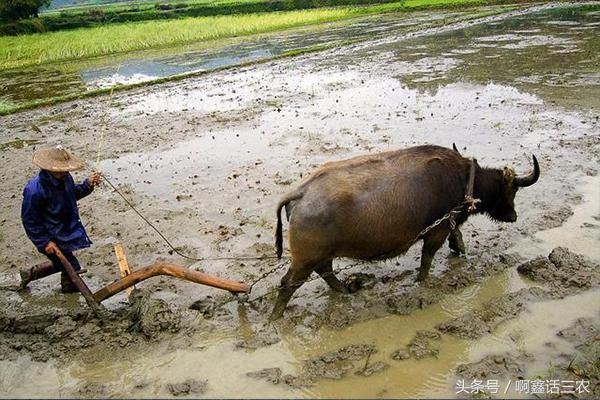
[{"xmin": 52, "ymin": 244, "xmax": 250, "ymax": 316}]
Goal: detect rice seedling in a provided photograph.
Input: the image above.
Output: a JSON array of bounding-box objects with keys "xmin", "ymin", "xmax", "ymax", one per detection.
[
  {"xmin": 0, "ymin": 96, "xmax": 18, "ymax": 114},
  {"xmin": 1, "ymin": 8, "xmax": 357, "ymax": 70},
  {"xmin": 0, "ymin": 0, "xmax": 488, "ymax": 71}
]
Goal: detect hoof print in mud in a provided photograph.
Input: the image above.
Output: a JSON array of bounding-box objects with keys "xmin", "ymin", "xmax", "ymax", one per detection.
[
  {"xmin": 392, "ymin": 330, "xmax": 441, "ymax": 361},
  {"xmin": 166, "ymin": 379, "xmax": 208, "ymax": 397},
  {"xmin": 456, "ymin": 354, "xmax": 526, "ymax": 381},
  {"xmin": 189, "ymin": 297, "xmax": 217, "ymax": 318}
]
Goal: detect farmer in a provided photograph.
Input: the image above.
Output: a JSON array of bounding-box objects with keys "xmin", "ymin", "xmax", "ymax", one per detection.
[{"xmin": 20, "ymin": 145, "xmax": 101, "ymax": 292}]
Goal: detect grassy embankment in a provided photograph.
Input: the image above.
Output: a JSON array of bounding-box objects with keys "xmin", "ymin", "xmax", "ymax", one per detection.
[
  {"xmin": 0, "ymin": 0, "xmax": 490, "ymax": 71},
  {"xmin": 2, "ymin": 0, "xmax": 401, "ymax": 35},
  {"xmin": 0, "ymin": 0, "xmax": 518, "ymax": 115}
]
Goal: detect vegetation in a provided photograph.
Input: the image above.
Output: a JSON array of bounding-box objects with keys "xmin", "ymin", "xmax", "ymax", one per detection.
[
  {"xmin": 2, "ymin": 0, "xmax": 400, "ymax": 35},
  {"xmin": 0, "ymin": 0, "xmax": 530, "ymax": 115},
  {"xmin": 0, "ymin": 0, "xmax": 492, "ymax": 70},
  {"xmin": 0, "ymin": 96, "xmax": 18, "ymax": 113},
  {"xmin": 0, "ymin": 0, "xmax": 51, "ymax": 21}
]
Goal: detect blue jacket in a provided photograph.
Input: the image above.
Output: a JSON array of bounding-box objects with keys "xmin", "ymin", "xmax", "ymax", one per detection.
[{"xmin": 22, "ymin": 170, "xmax": 94, "ymax": 253}]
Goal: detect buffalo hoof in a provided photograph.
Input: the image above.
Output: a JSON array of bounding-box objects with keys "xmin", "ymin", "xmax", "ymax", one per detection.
[
  {"xmin": 269, "ymin": 308, "xmax": 284, "ymax": 322},
  {"xmin": 449, "ymin": 242, "xmax": 465, "ymax": 255},
  {"xmin": 416, "ymin": 271, "xmax": 429, "ymax": 282},
  {"xmin": 448, "ymin": 234, "xmax": 466, "ymax": 254},
  {"xmin": 344, "ymin": 273, "xmax": 375, "ymax": 293}
]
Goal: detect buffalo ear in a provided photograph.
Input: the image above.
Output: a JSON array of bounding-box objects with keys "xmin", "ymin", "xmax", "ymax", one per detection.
[{"xmin": 503, "ymin": 167, "xmax": 515, "ymax": 183}]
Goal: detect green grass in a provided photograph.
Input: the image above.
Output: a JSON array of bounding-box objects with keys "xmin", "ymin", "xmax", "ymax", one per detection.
[
  {"xmin": 4, "ymin": 0, "xmax": 402, "ymax": 35},
  {"xmin": 0, "ymin": 0, "xmax": 492, "ymax": 71},
  {"xmin": 45, "ymin": 0, "xmax": 271, "ymax": 14},
  {"xmin": 0, "ymin": 9, "xmax": 355, "ymax": 70},
  {"xmin": 0, "ymin": 96, "xmax": 18, "ymax": 113},
  {"xmin": 0, "ymin": 2, "xmax": 515, "ymax": 116}
]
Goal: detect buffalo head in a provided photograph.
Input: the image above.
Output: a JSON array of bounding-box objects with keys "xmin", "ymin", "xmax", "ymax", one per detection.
[{"xmin": 482, "ymin": 155, "xmax": 540, "ymax": 222}]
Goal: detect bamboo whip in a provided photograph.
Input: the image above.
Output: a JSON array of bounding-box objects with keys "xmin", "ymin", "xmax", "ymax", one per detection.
[{"xmin": 93, "ymin": 262, "xmax": 249, "ymax": 302}]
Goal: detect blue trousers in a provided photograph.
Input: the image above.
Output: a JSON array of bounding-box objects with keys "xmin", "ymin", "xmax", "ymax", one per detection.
[{"xmin": 44, "ymin": 251, "xmax": 82, "ymax": 272}]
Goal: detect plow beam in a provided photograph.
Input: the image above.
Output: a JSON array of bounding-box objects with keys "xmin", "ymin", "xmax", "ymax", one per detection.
[{"xmin": 93, "ymin": 262, "xmax": 250, "ymax": 302}]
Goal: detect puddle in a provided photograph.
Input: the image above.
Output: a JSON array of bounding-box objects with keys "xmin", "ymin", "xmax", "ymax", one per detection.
[
  {"xmin": 458, "ymin": 289, "xmax": 600, "ymax": 399},
  {"xmin": 0, "ymin": 7, "xmax": 481, "ymax": 108},
  {"xmin": 512, "ymin": 175, "xmax": 600, "ymax": 262},
  {"xmin": 351, "ymin": 2, "xmax": 600, "ymax": 111},
  {"xmin": 1, "ymin": 266, "xmax": 597, "ymax": 398}
]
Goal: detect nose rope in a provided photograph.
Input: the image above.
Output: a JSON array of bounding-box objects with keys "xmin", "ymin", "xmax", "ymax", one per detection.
[{"xmin": 464, "ymin": 158, "xmax": 481, "ymax": 213}]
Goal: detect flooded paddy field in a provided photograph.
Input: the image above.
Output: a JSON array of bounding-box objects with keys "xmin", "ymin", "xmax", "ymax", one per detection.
[
  {"xmin": 0, "ymin": 3, "xmax": 537, "ymax": 111},
  {"xmin": 0, "ymin": 2, "xmax": 599, "ymax": 398}
]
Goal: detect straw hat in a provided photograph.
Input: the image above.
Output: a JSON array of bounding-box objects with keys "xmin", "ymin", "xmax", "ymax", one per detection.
[{"xmin": 32, "ymin": 145, "xmax": 85, "ymax": 172}]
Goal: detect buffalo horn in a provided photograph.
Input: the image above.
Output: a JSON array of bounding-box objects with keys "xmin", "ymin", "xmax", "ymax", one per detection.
[{"xmin": 515, "ymin": 155, "xmax": 540, "ymax": 187}]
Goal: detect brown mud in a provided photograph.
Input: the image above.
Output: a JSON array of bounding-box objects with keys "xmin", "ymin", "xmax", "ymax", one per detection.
[
  {"xmin": 0, "ymin": 2, "xmax": 599, "ymax": 398},
  {"xmin": 438, "ymin": 247, "xmax": 600, "ymax": 340}
]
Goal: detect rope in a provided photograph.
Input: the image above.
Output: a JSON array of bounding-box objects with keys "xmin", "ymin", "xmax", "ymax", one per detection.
[
  {"xmin": 99, "ymin": 172, "xmax": 282, "ymax": 263},
  {"xmin": 95, "ymin": 64, "xmax": 121, "ymax": 172},
  {"xmin": 464, "ymin": 158, "xmax": 481, "ymax": 213}
]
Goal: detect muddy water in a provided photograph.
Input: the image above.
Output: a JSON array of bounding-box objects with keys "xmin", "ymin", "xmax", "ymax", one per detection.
[
  {"xmin": 1, "ymin": 2, "xmax": 600, "ymax": 399},
  {"xmin": 2, "ymin": 269, "xmax": 597, "ymax": 398},
  {"xmin": 512, "ymin": 175, "xmax": 600, "ymax": 262},
  {"xmin": 0, "ymin": 7, "xmax": 493, "ymax": 108}
]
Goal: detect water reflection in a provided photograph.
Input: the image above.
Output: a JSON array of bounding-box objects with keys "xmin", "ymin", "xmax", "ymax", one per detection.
[{"xmin": 0, "ymin": 7, "xmax": 489, "ymax": 106}]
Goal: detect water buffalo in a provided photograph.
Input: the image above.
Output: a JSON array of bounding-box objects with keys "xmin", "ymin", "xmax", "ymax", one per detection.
[{"xmin": 271, "ymin": 144, "xmax": 539, "ymax": 320}]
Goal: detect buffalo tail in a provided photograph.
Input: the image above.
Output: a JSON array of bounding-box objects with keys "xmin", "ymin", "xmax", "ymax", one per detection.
[{"xmin": 275, "ymin": 191, "xmax": 303, "ymax": 259}]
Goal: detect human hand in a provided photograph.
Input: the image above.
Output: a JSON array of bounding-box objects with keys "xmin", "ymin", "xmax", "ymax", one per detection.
[
  {"xmin": 44, "ymin": 241, "xmax": 60, "ymax": 255},
  {"xmin": 89, "ymin": 172, "xmax": 102, "ymax": 187}
]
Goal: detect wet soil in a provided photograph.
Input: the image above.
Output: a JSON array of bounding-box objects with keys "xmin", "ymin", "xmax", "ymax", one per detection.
[
  {"xmin": 0, "ymin": 2, "xmax": 599, "ymax": 398},
  {"xmin": 438, "ymin": 247, "xmax": 599, "ymax": 340},
  {"xmin": 454, "ymin": 317, "xmax": 600, "ymax": 399}
]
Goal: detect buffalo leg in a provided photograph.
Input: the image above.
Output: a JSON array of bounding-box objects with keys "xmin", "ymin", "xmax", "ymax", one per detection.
[
  {"xmin": 448, "ymin": 228, "xmax": 465, "ymax": 254},
  {"xmin": 417, "ymin": 230, "xmax": 448, "ymax": 282},
  {"xmin": 270, "ymin": 261, "xmax": 313, "ymax": 321},
  {"xmin": 315, "ymin": 260, "xmax": 349, "ymax": 294}
]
